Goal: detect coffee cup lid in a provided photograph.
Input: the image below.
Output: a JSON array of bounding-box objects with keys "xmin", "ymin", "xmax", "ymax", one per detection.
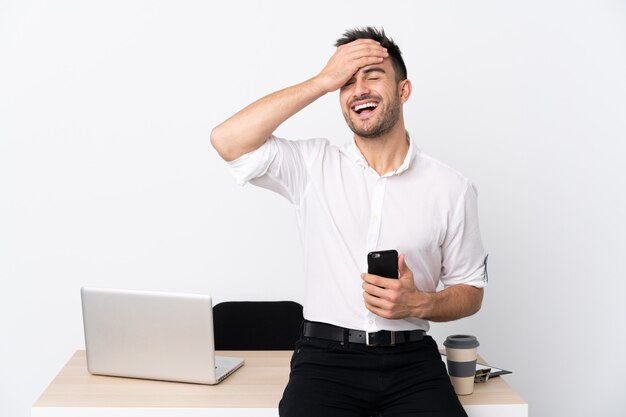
[{"xmin": 443, "ymin": 334, "xmax": 479, "ymax": 349}]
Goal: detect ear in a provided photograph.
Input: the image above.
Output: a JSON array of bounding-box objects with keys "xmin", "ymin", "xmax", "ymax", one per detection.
[{"xmin": 399, "ymin": 79, "xmax": 412, "ymax": 103}]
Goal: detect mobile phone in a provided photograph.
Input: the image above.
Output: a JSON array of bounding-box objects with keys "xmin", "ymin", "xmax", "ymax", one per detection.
[{"xmin": 367, "ymin": 249, "xmax": 399, "ymax": 279}]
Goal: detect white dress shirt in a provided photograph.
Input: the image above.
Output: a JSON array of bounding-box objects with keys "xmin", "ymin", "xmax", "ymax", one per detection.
[{"xmin": 227, "ymin": 134, "xmax": 487, "ymax": 333}]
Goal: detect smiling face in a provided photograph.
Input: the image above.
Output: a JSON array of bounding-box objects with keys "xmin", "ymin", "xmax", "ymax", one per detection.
[{"xmin": 339, "ymin": 58, "xmax": 410, "ymax": 139}]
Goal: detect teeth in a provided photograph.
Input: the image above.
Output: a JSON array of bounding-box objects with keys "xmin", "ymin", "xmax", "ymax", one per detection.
[{"xmin": 354, "ymin": 102, "xmax": 378, "ymax": 112}]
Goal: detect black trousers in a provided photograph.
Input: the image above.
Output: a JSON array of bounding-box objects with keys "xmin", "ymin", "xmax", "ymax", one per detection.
[{"xmin": 279, "ymin": 334, "xmax": 467, "ymax": 417}]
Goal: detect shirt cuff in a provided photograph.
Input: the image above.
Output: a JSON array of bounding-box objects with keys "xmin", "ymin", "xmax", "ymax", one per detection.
[
  {"xmin": 226, "ymin": 137, "xmax": 279, "ymax": 186},
  {"xmin": 443, "ymin": 254, "xmax": 489, "ymax": 289}
]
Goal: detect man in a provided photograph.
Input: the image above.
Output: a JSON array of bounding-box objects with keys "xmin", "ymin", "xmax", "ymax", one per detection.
[{"xmin": 211, "ymin": 27, "xmax": 488, "ymax": 417}]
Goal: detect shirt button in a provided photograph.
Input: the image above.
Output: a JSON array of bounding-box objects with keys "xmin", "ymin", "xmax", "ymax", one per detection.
[
  {"xmin": 368, "ymin": 319, "xmax": 374, "ymax": 325},
  {"xmin": 372, "ymin": 216, "xmax": 379, "ymax": 222}
]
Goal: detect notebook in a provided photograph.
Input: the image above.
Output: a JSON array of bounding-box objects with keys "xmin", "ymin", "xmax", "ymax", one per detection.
[{"xmin": 81, "ymin": 287, "xmax": 244, "ymax": 384}]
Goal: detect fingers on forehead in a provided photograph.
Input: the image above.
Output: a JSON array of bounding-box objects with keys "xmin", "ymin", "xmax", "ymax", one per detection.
[{"xmin": 346, "ymin": 38, "xmax": 382, "ymax": 47}]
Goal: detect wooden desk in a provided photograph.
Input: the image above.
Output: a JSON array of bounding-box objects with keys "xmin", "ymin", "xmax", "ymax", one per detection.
[{"xmin": 33, "ymin": 350, "xmax": 527, "ymax": 417}]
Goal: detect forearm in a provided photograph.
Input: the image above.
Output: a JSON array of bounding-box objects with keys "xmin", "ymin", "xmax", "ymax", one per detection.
[
  {"xmin": 413, "ymin": 285, "xmax": 483, "ymax": 322},
  {"xmin": 211, "ymin": 39, "xmax": 388, "ymax": 162},
  {"xmin": 210, "ymin": 77, "xmax": 328, "ymax": 162}
]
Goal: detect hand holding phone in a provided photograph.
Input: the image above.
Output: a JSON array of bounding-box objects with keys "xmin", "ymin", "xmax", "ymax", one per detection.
[{"xmin": 367, "ymin": 249, "xmax": 399, "ymax": 279}]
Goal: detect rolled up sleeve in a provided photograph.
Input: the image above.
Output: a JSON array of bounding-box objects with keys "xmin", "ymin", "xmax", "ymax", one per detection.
[
  {"xmin": 227, "ymin": 136, "xmax": 280, "ymax": 186},
  {"xmin": 440, "ymin": 182, "xmax": 489, "ymax": 289},
  {"xmin": 226, "ymin": 135, "xmax": 309, "ymax": 205}
]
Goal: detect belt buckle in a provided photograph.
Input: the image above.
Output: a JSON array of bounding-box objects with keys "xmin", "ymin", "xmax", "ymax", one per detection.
[{"xmin": 366, "ymin": 331, "xmax": 396, "ymax": 347}]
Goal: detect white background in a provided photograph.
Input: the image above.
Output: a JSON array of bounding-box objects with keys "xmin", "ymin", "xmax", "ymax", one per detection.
[{"xmin": 1, "ymin": 1, "xmax": 625, "ymax": 416}]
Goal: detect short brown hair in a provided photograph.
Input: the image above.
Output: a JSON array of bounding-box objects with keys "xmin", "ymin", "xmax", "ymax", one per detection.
[{"xmin": 335, "ymin": 27, "xmax": 407, "ymax": 82}]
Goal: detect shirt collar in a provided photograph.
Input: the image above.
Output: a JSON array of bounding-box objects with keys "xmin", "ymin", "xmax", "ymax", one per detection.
[{"xmin": 342, "ymin": 132, "xmax": 418, "ymax": 177}]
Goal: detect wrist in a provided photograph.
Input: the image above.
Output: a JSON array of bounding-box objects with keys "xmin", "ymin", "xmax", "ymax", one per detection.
[
  {"xmin": 411, "ymin": 290, "xmax": 435, "ymax": 320},
  {"xmin": 307, "ymin": 74, "xmax": 336, "ymax": 95}
]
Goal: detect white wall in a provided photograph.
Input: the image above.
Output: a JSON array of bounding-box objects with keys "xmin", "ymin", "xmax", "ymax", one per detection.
[{"xmin": 1, "ymin": 1, "xmax": 625, "ymax": 416}]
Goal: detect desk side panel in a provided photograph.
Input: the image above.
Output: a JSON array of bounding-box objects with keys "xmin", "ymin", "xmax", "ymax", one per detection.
[
  {"xmin": 32, "ymin": 407, "xmax": 279, "ymax": 417},
  {"xmin": 465, "ymin": 404, "xmax": 529, "ymax": 417}
]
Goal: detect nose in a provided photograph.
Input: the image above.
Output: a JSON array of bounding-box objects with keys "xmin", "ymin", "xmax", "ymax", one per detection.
[{"xmin": 353, "ymin": 77, "xmax": 370, "ymax": 98}]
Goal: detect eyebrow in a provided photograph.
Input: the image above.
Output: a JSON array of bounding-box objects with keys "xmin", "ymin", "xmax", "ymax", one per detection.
[
  {"xmin": 342, "ymin": 67, "xmax": 387, "ymax": 87},
  {"xmin": 362, "ymin": 67, "xmax": 386, "ymax": 75}
]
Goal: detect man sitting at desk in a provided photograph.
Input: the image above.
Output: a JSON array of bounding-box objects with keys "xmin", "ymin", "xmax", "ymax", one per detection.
[{"xmin": 211, "ymin": 26, "xmax": 488, "ymax": 417}]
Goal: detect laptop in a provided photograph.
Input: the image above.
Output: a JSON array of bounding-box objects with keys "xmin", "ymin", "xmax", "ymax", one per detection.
[{"xmin": 81, "ymin": 287, "xmax": 244, "ymax": 384}]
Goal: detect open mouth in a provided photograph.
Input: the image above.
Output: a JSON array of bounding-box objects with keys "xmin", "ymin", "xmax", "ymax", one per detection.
[{"xmin": 351, "ymin": 101, "xmax": 379, "ymax": 117}]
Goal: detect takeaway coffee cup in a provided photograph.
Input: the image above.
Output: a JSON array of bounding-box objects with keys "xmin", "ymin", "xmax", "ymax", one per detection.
[{"xmin": 444, "ymin": 334, "xmax": 479, "ymax": 395}]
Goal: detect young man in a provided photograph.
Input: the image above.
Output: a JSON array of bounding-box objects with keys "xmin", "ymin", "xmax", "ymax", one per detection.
[{"xmin": 211, "ymin": 27, "xmax": 488, "ymax": 417}]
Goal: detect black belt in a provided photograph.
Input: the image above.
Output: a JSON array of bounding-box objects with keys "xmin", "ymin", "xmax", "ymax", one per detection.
[{"xmin": 303, "ymin": 320, "xmax": 425, "ymax": 347}]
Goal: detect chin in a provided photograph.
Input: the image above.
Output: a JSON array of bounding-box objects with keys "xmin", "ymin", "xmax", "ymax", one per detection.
[{"xmin": 348, "ymin": 121, "xmax": 393, "ymax": 139}]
